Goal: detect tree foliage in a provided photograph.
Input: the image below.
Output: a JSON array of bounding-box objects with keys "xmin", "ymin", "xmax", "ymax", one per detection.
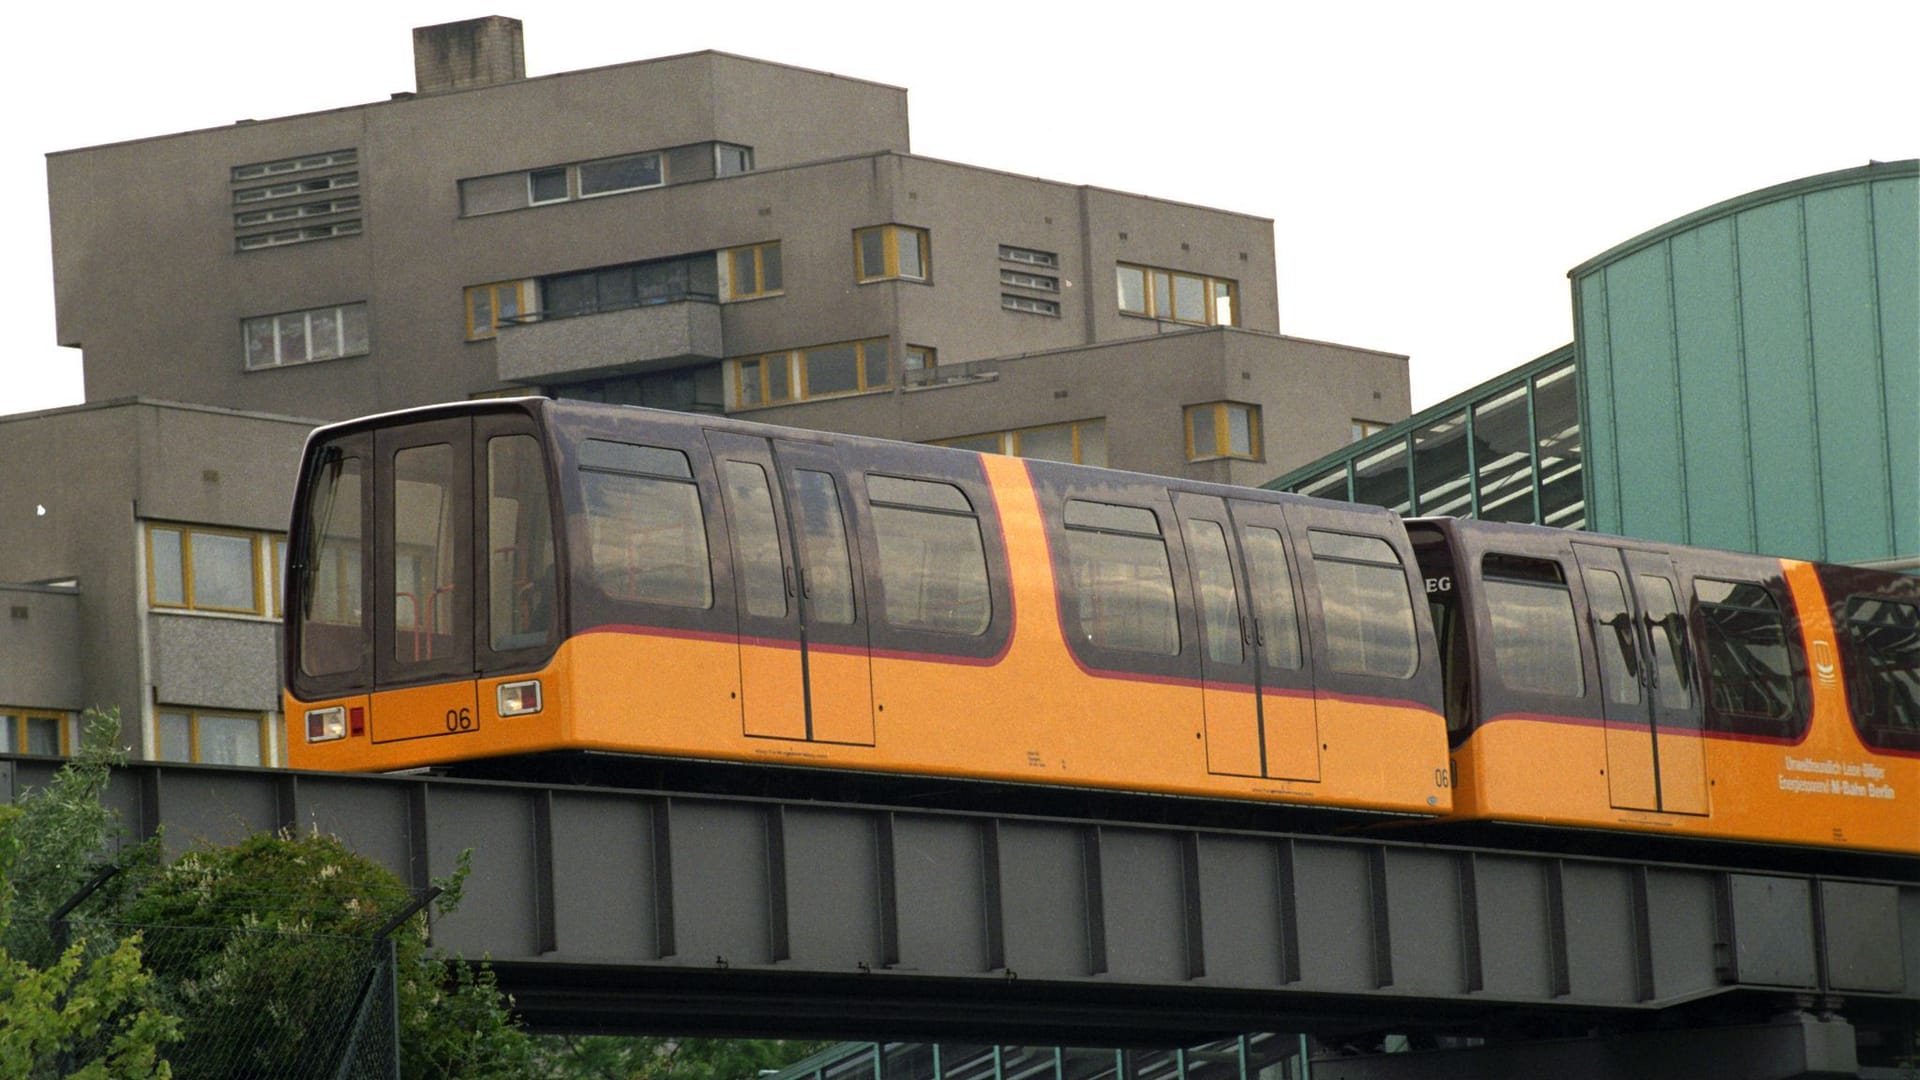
[
  {"xmin": 0, "ymin": 708, "xmax": 180, "ymax": 1078},
  {"xmin": 530, "ymin": 1035, "xmax": 833, "ymax": 1080},
  {"xmin": 123, "ymin": 832, "xmax": 537, "ymax": 1079}
]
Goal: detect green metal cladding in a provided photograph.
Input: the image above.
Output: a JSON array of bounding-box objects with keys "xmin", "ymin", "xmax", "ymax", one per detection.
[{"xmin": 1574, "ymin": 160, "xmax": 1918, "ymax": 565}]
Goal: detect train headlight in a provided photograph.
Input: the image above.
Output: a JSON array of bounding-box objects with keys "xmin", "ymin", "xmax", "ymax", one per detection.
[
  {"xmin": 498, "ymin": 680, "xmax": 543, "ymax": 717},
  {"xmin": 305, "ymin": 707, "xmax": 347, "ymax": 743}
]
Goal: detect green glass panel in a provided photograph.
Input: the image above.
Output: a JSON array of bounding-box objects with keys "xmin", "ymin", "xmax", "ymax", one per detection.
[
  {"xmin": 1873, "ymin": 178, "xmax": 1920, "ymax": 560},
  {"xmin": 1737, "ymin": 200, "xmax": 1822, "ymax": 560},
  {"xmin": 1603, "ymin": 246, "xmax": 1686, "ymax": 545},
  {"xmin": 1411, "ymin": 411, "xmax": 1470, "ymax": 517},
  {"xmin": 1806, "ymin": 186, "xmax": 1892, "ymax": 563},
  {"xmin": 1669, "ymin": 218, "xmax": 1754, "ymax": 552},
  {"xmin": 1575, "ymin": 274, "xmax": 1619, "ymax": 535},
  {"xmin": 1352, "ymin": 439, "xmax": 1410, "ymax": 514},
  {"xmin": 1533, "ymin": 362, "xmax": 1584, "ymax": 529}
]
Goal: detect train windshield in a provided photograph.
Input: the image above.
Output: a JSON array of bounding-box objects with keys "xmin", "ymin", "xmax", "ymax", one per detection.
[{"xmin": 287, "ymin": 412, "xmax": 559, "ymax": 702}]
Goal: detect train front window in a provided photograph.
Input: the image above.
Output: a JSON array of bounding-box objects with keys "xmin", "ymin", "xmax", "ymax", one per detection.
[
  {"xmin": 392, "ymin": 444, "xmax": 461, "ymax": 664},
  {"xmin": 1308, "ymin": 530, "xmax": 1417, "ymax": 679},
  {"xmin": 1843, "ymin": 595, "xmax": 1920, "ymax": 750},
  {"xmin": 488, "ymin": 435, "xmax": 556, "ymax": 652},
  {"xmin": 298, "ymin": 449, "xmax": 365, "ymax": 678},
  {"xmin": 579, "ymin": 440, "xmax": 713, "ymax": 610},
  {"xmin": 1482, "ymin": 554, "xmax": 1584, "ymax": 698},
  {"xmin": 1696, "ymin": 578, "xmax": 1799, "ymax": 734}
]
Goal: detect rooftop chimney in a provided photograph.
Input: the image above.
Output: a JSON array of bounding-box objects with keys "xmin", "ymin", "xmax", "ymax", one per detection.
[{"xmin": 413, "ymin": 16, "xmax": 525, "ymax": 95}]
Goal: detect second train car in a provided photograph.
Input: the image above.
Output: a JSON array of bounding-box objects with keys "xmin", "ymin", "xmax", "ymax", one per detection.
[{"xmin": 282, "ymin": 399, "xmax": 1919, "ymax": 856}]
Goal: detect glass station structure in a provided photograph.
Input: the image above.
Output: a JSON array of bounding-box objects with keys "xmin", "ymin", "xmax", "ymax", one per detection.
[{"xmin": 1270, "ymin": 159, "xmax": 1917, "ymax": 571}]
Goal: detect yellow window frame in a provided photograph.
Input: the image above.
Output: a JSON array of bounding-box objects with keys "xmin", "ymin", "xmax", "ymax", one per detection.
[
  {"xmin": 937, "ymin": 418, "xmax": 1103, "ymax": 465},
  {"xmin": 157, "ymin": 708, "xmax": 271, "ymax": 766},
  {"xmin": 1, "ymin": 710, "xmax": 70, "ymax": 756},
  {"xmin": 854, "ymin": 225, "xmax": 930, "ymax": 283},
  {"xmin": 147, "ymin": 524, "xmax": 269, "ymax": 615},
  {"xmin": 465, "ymin": 280, "xmax": 534, "ymax": 340},
  {"xmin": 724, "ymin": 242, "xmax": 783, "ymax": 301},
  {"xmin": 1185, "ymin": 402, "xmax": 1263, "ymax": 461},
  {"xmin": 732, "ymin": 339, "xmax": 891, "ymax": 409},
  {"xmin": 1117, "ymin": 263, "xmax": 1239, "ymax": 327}
]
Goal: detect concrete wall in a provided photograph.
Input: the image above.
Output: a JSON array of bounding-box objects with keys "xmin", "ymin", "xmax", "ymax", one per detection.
[
  {"xmin": 0, "ymin": 585, "xmax": 83, "ymax": 711},
  {"xmin": 748, "ymin": 328, "xmax": 1408, "ymax": 482},
  {"xmin": 48, "ymin": 50, "xmax": 910, "ymax": 420},
  {"xmin": 0, "ymin": 401, "xmax": 315, "ymax": 752}
]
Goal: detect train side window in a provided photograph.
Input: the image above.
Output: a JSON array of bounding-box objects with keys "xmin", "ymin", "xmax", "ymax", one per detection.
[
  {"xmin": 1695, "ymin": 578, "xmax": 1801, "ymax": 735},
  {"xmin": 298, "ymin": 449, "xmax": 364, "ymax": 677},
  {"xmin": 1064, "ymin": 499, "xmax": 1179, "ymax": 655},
  {"xmin": 579, "ymin": 439, "xmax": 713, "ymax": 609},
  {"xmin": 1308, "ymin": 530, "xmax": 1417, "ymax": 678},
  {"xmin": 1482, "ymin": 554, "xmax": 1584, "ymax": 697},
  {"xmin": 789, "ymin": 469, "xmax": 855, "ymax": 625},
  {"xmin": 487, "ymin": 434, "xmax": 556, "ymax": 652},
  {"xmin": 1181, "ymin": 517, "xmax": 1243, "ymax": 664},
  {"xmin": 1240, "ymin": 526, "xmax": 1302, "ymax": 670},
  {"xmin": 1842, "ymin": 595, "xmax": 1920, "ymax": 750},
  {"xmin": 1583, "ymin": 569, "xmax": 1641, "ymax": 706},
  {"xmin": 720, "ymin": 461, "xmax": 788, "ymax": 618},
  {"xmin": 867, "ymin": 475, "xmax": 991, "ymax": 635}
]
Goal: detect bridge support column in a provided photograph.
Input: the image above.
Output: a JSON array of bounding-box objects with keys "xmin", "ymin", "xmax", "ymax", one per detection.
[{"xmin": 1308, "ymin": 1012, "xmax": 1859, "ymax": 1080}]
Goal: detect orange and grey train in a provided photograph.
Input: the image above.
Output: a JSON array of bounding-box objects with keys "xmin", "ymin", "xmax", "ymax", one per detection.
[{"xmin": 283, "ymin": 399, "xmax": 1919, "ymax": 856}]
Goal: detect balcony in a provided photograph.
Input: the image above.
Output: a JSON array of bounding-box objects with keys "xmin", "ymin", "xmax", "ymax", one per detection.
[{"xmin": 494, "ymin": 294, "xmax": 723, "ymax": 387}]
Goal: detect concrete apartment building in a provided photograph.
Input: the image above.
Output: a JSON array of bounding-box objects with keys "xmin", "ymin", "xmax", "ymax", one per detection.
[{"xmin": 10, "ymin": 17, "xmax": 1411, "ymax": 765}]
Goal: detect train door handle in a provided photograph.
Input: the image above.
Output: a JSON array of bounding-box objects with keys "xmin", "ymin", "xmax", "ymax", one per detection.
[{"xmin": 783, "ymin": 565, "xmax": 796, "ymax": 598}]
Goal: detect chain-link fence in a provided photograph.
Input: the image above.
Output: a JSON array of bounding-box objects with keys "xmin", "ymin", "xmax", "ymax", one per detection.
[{"xmin": 59, "ymin": 917, "xmax": 400, "ymax": 1080}]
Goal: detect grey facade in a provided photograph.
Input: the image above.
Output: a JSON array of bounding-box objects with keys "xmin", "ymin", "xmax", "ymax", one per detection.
[
  {"xmin": 47, "ymin": 18, "xmax": 1404, "ymax": 481},
  {"xmin": 15, "ymin": 17, "xmax": 1415, "ymax": 762},
  {"xmin": 0, "ymin": 399, "xmax": 315, "ymax": 762}
]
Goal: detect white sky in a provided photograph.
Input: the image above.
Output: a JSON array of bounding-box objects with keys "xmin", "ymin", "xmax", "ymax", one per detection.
[{"xmin": 6, "ymin": 2, "xmax": 1915, "ymax": 419}]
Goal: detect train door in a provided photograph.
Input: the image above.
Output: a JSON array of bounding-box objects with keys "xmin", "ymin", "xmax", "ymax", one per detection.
[
  {"xmin": 1172, "ymin": 493, "xmax": 1320, "ymax": 782},
  {"xmin": 704, "ymin": 431, "xmax": 875, "ymax": 746},
  {"xmin": 370, "ymin": 419, "xmax": 480, "ymax": 745},
  {"xmin": 1572, "ymin": 544, "xmax": 1708, "ymax": 815}
]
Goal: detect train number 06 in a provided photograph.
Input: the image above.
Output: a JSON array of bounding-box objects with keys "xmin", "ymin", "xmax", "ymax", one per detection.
[{"xmin": 445, "ymin": 708, "xmax": 475, "ymax": 733}]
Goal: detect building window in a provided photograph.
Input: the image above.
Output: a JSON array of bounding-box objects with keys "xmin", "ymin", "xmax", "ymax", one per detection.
[
  {"xmin": 1117, "ymin": 263, "xmax": 1237, "ymax": 326},
  {"xmin": 232, "ymin": 149, "xmax": 357, "ymax": 183},
  {"xmin": 460, "ymin": 150, "xmax": 669, "ymax": 215},
  {"xmin": 147, "ymin": 524, "xmax": 282, "ymax": 615},
  {"xmin": 242, "ymin": 303, "xmax": 369, "ymax": 370},
  {"xmin": 902, "ymin": 344, "xmax": 937, "ymax": 383},
  {"xmin": 1352, "ymin": 419, "xmax": 1389, "ymax": 443},
  {"xmin": 466, "ymin": 280, "xmax": 536, "ymax": 340},
  {"xmin": 722, "ymin": 242, "xmax": 783, "ymax": 300},
  {"xmin": 1002, "ymin": 295, "xmax": 1060, "ymax": 317},
  {"xmin": 234, "ymin": 196, "xmax": 360, "ymax": 228},
  {"xmin": 235, "ymin": 221, "xmax": 363, "ymax": 252},
  {"xmin": 855, "ymin": 225, "xmax": 930, "ymax": 282},
  {"xmin": 233, "ymin": 173, "xmax": 360, "ymax": 205},
  {"xmin": 999, "ymin": 244, "xmax": 1057, "ymax": 268},
  {"xmin": 732, "ymin": 338, "xmax": 890, "ymax": 408},
  {"xmin": 528, "ymin": 167, "xmax": 569, "ymax": 204},
  {"xmin": 578, "ymin": 152, "xmax": 665, "ymax": 197},
  {"xmin": 715, "ymin": 144, "xmax": 754, "ymax": 176},
  {"xmin": 1, "ymin": 710, "xmax": 68, "ymax": 756},
  {"xmin": 936, "ymin": 418, "xmax": 1107, "ymax": 467},
  {"xmin": 542, "ymin": 256, "xmax": 714, "ymax": 318},
  {"xmin": 1186, "ymin": 402, "xmax": 1262, "ymax": 461},
  {"xmin": 1000, "ymin": 269, "xmax": 1059, "ymax": 292},
  {"xmin": 157, "ymin": 708, "xmax": 268, "ymax": 766}
]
